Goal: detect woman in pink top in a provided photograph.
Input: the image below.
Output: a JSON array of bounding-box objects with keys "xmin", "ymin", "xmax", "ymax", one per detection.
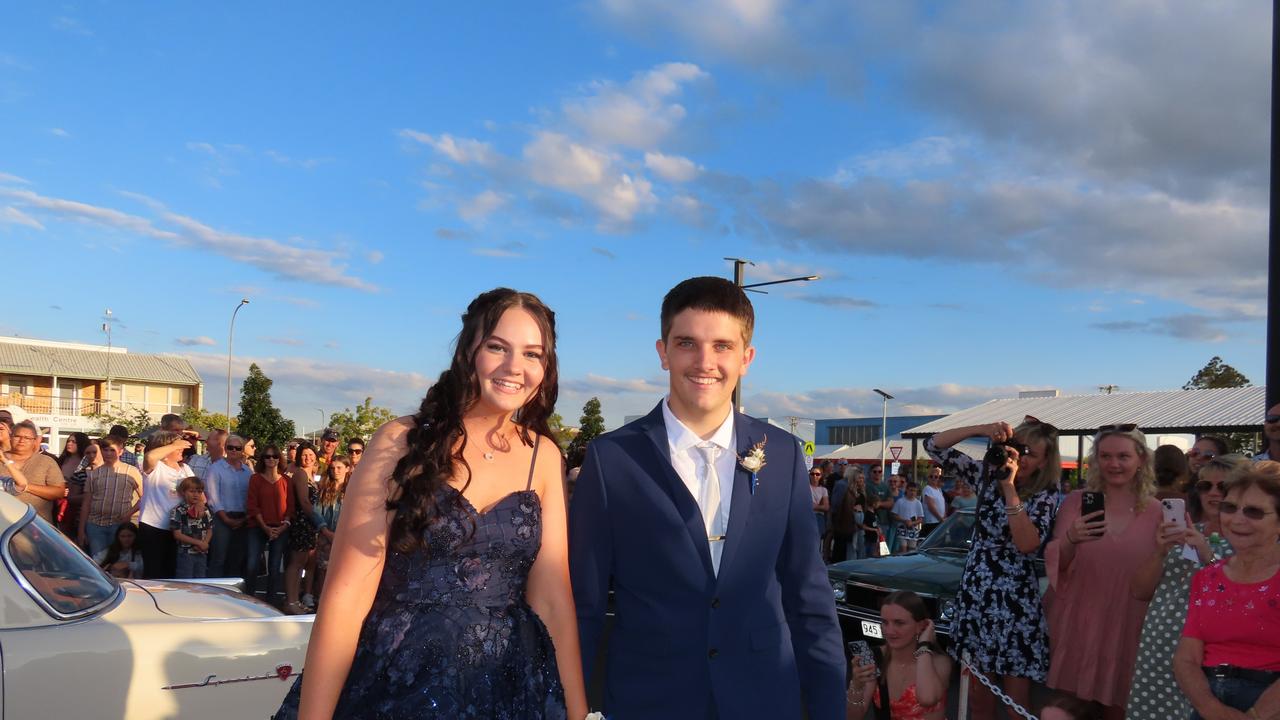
[
  {"xmin": 1044, "ymin": 424, "xmax": 1162, "ymax": 719},
  {"xmin": 1174, "ymin": 461, "xmax": 1280, "ymax": 719}
]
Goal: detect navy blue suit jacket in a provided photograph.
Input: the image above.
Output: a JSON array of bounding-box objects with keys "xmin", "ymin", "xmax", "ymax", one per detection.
[{"xmin": 569, "ymin": 403, "xmax": 845, "ymax": 719}]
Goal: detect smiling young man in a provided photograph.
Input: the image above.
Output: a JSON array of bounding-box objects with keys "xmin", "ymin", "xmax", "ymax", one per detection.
[{"xmin": 569, "ymin": 276, "xmax": 844, "ymax": 720}]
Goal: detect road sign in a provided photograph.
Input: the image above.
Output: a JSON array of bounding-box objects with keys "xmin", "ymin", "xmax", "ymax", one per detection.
[
  {"xmin": 890, "ymin": 446, "xmax": 903, "ymax": 460},
  {"xmin": 803, "ymin": 441, "xmax": 816, "ymax": 456}
]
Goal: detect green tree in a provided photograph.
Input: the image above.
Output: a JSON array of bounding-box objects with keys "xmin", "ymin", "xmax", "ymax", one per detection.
[
  {"xmin": 547, "ymin": 412, "xmax": 574, "ymax": 450},
  {"xmin": 181, "ymin": 406, "xmax": 237, "ymax": 433},
  {"xmin": 1183, "ymin": 356, "xmax": 1251, "ymax": 390},
  {"xmin": 327, "ymin": 397, "xmax": 398, "ymax": 443},
  {"xmin": 1183, "ymin": 357, "xmax": 1255, "ymax": 453},
  {"xmin": 566, "ymin": 397, "xmax": 605, "ymax": 467},
  {"xmin": 88, "ymin": 406, "xmax": 154, "ymax": 436},
  {"xmin": 235, "ymin": 363, "xmax": 296, "ymax": 449}
]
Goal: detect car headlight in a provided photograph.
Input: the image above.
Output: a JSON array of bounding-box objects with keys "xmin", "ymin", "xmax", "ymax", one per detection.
[
  {"xmin": 831, "ymin": 579, "xmax": 846, "ymax": 602},
  {"xmin": 939, "ymin": 598, "xmax": 956, "ymax": 621}
]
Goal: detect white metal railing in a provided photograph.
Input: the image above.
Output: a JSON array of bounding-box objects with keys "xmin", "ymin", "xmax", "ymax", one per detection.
[{"xmin": 1, "ymin": 393, "xmax": 187, "ymax": 421}]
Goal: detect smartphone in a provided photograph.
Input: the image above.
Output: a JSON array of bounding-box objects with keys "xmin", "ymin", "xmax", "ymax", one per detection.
[
  {"xmin": 847, "ymin": 640, "xmax": 879, "ymax": 676},
  {"xmin": 1081, "ymin": 491, "xmax": 1105, "ymax": 521},
  {"xmin": 1161, "ymin": 498, "xmax": 1187, "ymax": 529}
]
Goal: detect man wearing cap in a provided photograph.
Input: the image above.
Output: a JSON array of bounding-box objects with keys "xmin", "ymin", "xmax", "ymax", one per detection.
[
  {"xmin": 7, "ymin": 420, "xmax": 66, "ymax": 522},
  {"xmin": 317, "ymin": 428, "xmax": 339, "ymax": 475}
]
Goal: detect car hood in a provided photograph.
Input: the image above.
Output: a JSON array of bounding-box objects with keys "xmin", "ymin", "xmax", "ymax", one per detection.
[
  {"xmin": 830, "ymin": 551, "xmax": 967, "ymax": 596},
  {"xmin": 128, "ymin": 579, "xmax": 286, "ymax": 620}
]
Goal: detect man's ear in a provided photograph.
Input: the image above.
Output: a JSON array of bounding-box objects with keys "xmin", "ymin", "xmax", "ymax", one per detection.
[
  {"xmin": 740, "ymin": 344, "xmax": 756, "ymax": 375},
  {"xmin": 655, "ymin": 338, "xmax": 669, "ymax": 370}
]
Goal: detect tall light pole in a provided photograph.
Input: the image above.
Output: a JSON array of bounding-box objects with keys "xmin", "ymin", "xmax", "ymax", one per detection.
[
  {"xmin": 725, "ymin": 257, "xmax": 821, "ymax": 413},
  {"xmin": 874, "ymin": 388, "xmax": 893, "ymax": 478},
  {"xmin": 316, "ymin": 408, "xmax": 325, "ymax": 442},
  {"xmin": 226, "ymin": 298, "xmax": 249, "ymax": 430},
  {"xmin": 102, "ymin": 308, "xmax": 113, "ymax": 413}
]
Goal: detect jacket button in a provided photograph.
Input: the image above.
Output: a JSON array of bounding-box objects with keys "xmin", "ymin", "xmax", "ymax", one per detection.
[
  {"xmin": 708, "ymin": 648, "xmax": 718, "ymax": 659},
  {"xmin": 710, "ymin": 597, "xmax": 720, "ymax": 609}
]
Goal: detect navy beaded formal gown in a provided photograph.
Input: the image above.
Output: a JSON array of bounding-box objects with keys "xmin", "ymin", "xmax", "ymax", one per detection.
[{"xmin": 274, "ymin": 443, "xmax": 567, "ymax": 719}]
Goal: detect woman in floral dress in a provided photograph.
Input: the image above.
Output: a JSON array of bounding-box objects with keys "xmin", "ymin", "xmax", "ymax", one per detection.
[{"xmin": 925, "ymin": 417, "xmax": 1060, "ymax": 720}]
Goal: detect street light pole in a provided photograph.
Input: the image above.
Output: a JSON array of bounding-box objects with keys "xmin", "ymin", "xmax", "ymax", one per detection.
[
  {"xmin": 102, "ymin": 308, "xmax": 113, "ymax": 413},
  {"xmin": 317, "ymin": 408, "xmax": 325, "ymax": 439},
  {"xmin": 226, "ymin": 298, "xmax": 249, "ymax": 430},
  {"xmin": 874, "ymin": 388, "xmax": 893, "ymax": 479},
  {"xmin": 725, "ymin": 257, "xmax": 821, "ymax": 413}
]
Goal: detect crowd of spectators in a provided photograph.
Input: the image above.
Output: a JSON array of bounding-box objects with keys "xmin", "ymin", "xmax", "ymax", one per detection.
[
  {"xmin": 833, "ymin": 404, "xmax": 1280, "ymax": 719},
  {"xmin": 0, "ymin": 408, "xmax": 363, "ymax": 614}
]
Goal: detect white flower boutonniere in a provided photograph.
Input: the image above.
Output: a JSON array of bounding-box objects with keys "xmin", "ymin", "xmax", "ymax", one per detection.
[
  {"xmin": 738, "ymin": 436, "xmax": 767, "ymax": 494},
  {"xmin": 585, "ymin": 713, "xmax": 606, "ymax": 720}
]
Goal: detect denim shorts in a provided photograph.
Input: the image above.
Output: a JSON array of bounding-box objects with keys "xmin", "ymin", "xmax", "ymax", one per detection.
[{"xmin": 1190, "ymin": 674, "xmax": 1269, "ymax": 717}]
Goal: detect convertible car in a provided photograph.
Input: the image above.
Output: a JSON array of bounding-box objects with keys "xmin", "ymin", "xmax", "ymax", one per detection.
[
  {"xmin": 827, "ymin": 509, "xmax": 1048, "ymax": 647},
  {"xmin": 0, "ymin": 493, "xmax": 312, "ymax": 719}
]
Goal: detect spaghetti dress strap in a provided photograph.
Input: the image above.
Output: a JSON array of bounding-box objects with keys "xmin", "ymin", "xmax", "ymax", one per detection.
[{"xmin": 526, "ymin": 436, "xmax": 540, "ymax": 491}]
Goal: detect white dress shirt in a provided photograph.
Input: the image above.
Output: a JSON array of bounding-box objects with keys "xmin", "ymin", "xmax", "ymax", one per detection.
[{"xmin": 662, "ymin": 398, "xmax": 737, "ymax": 572}]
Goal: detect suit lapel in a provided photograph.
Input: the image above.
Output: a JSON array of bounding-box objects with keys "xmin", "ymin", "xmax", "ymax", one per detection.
[
  {"xmin": 639, "ymin": 403, "xmax": 715, "ymax": 578},
  {"xmin": 716, "ymin": 412, "xmax": 758, "ymax": 586}
]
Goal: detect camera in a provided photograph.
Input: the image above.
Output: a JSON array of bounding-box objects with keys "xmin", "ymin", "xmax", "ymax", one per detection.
[{"xmin": 984, "ymin": 441, "xmax": 1029, "ymax": 480}]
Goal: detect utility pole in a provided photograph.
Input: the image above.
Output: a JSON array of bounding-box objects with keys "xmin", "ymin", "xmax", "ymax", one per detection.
[
  {"xmin": 102, "ymin": 309, "xmax": 113, "ymax": 413},
  {"xmin": 226, "ymin": 298, "xmax": 249, "ymax": 430},
  {"xmin": 874, "ymin": 388, "xmax": 893, "ymax": 479},
  {"xmin": 724, "ymin": 257, "xmax": 820, "ymax": 413}
]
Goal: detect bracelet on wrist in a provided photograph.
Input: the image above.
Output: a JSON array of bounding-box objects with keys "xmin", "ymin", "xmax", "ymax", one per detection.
[
  {"xmin": 1005, "ymin": 502, "xmax": 1026, "ymax": 516},
  {"xmin": 913, "ymin": 645, "xmax": 934, "ymax": 658}
]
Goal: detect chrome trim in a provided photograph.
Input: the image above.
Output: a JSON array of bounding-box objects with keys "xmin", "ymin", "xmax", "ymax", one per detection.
[
  {"xmin": 0, "ymin": 509, "xmax": 123, "ymax": 621},
  {"xmin": 162, "ymin": 664, "xmax": 299, "ymax": 690}
]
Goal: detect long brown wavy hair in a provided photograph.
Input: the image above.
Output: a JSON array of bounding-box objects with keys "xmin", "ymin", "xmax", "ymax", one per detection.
[{"xmin": 386, "ymin": 288, "xmax": 559, "ymax": 553}]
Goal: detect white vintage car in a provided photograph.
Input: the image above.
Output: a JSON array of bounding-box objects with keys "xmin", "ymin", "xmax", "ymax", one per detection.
[{"xmin": 0, "ymin": 492, "xmax": 313, "ymax": 719}]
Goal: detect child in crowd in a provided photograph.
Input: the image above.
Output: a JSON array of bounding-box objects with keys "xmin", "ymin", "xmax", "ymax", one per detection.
[
  {"xmin": 170, "ymin": 476, "xmax": 213, "ymax": 579},
  {"xmin": 892, "ymin": 482, "xmax": 926, "ymax": 552},
  {"xmin": 94, "ymin": 522, "xmax": 144, "ymax": 579}
]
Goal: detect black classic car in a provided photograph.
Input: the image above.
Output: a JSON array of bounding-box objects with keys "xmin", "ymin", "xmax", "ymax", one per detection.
[{"xmin": 826, "ymin": 509, "xmax": 1047, "ymax": 647}]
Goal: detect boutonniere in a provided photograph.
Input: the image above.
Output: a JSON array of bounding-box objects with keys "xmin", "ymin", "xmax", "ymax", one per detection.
[
  {"xmin": 738, "ymin": 436, "xmax": 767, "ymax": 495},
  {"xmin": 585, "ymin": 713, "xmax": 606, "ymax": 720}
]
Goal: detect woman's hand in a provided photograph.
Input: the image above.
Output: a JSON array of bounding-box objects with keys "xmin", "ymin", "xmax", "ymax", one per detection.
[
  {"xmin": 1155, "ymin": 519, "xmax": 1186, "ymax": 554},
  {"xmin": 917, "ymin": 619, "xmax": 936, "ymax": 646},
  {"xmin": 1066, "ymin": 509, "xmax": 1106, "ymax": 544},
  {"xmin": 1182, "ymin": 514, "xmax": 1214, "ymax": 563},
  {"xmin": 999, "ymin": 453, "xmax": 1020, "ymax": 491},
  {"xmin": 986, "ymin": 422, "xmax": 1015, "ymax": 443},
  {"xmin": 850, "ymin": 656, "xmax": 878, "ymax": 692}
]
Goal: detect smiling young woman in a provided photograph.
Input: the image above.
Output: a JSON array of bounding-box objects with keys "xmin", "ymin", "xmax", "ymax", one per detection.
[{"xmin": 1045, "ymin": 426, "xmax": 1163, "ymax": 720}]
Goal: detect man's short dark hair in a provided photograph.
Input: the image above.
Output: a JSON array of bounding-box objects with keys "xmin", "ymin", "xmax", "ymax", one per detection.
[
  {"xmin": 109, "ymin": 424, "xmax": 130, "ymax": 438},
  {"xmin": 660, "ymin": 276, "xmax": 755, "ymax": 344},
  {"xmin": 160, "ymin": 414, "xmax": 185, "ymax": 431}
]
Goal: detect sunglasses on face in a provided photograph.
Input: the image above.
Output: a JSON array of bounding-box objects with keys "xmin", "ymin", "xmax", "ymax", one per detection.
[
  {"xmin": 350, "ymin": 448, "xmax": 364, "ymax": 454},
  {"xmin": 226, "ymin": 445, "xmax": 243, "ymax": 451},
  {"xmin": 1218, "ymin": 501, "xmax": 1278, "ymax": 520},
  {"xmin": 262, "ymin": 454, "xmax": 280, "ymax": 460},
  {"xmin": 809, "ymin": 471, "xmax": 822, "ymax": 477},
  {"xmin": 1097, "ymin": 423, "xmax": 1138, "ymax": 433},
  {"xmin": 1187, "ymin": 449, "xmax": 1216, "ymax": 459},
  {"xmin": 1195, "ymin": 479, "xmax": 1227, "ymax": 493}
]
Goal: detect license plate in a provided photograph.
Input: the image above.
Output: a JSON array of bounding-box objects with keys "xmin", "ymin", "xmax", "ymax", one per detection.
[{"xmin": 860, "ymin": 620, "xmax": 882, "ymax": 639}]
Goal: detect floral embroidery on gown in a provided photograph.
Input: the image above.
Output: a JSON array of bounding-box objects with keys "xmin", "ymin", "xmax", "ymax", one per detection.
[{"xmin": 274, "ymin": 445, "xmax": 565, "ymax": 719}]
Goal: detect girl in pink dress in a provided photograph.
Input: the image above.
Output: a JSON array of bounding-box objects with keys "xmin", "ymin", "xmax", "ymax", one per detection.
[{"xmin": 1045, "ymin": 425, "xmax": 1162, "ymax": 719}]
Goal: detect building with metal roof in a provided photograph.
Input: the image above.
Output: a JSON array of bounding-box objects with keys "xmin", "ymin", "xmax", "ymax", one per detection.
[{"xmin": 0, "ymin": 336, "xmax": 203, "ymax": 450}]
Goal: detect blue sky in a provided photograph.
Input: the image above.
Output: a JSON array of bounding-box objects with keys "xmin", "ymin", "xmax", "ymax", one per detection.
[{"xmin": 0, "ymin": 1, "xmax": 1270, "ymax": 431}]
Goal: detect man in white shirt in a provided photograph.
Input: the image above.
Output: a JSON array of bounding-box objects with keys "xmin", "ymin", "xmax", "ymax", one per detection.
[
  {"xmin": 922, "ymin": 466, "xmax": 947, "ymax": 536},
  {"xmin": 569, "ymin": 276, "xmax": 844, "ymax": 720},
  {"xmin": 186, "ymin": 428, "xmax": 226, "ymax": 481}
]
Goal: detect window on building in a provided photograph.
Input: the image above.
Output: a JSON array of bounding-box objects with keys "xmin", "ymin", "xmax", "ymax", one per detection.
[{"xmin": 828, "ymin": 425, "xmax": 881, "ymax": 446}]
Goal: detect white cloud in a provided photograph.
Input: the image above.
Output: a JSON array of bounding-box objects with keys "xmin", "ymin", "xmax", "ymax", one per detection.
[
  {"xmin": 644, "ymin": 152, "xmax": 700, "ymax": 182},
  {"xmin": 399, "ymin": 130, "xmax": 498, "ymax": 166},
  {"xmin": 365, "ymin": 250, "xmax": 384, "ymax": 264},
  {"xmin": 264, "ymin": 149, "xmax": 333, "ymax": 170},
  {"xmin": 523, "ymin": 132, "xmax": 656, "ymax": 223},
  {"xmin": 174, "ymin": 336, "xmax": 217, "ymax": 347},
  {"xmin": 52, "ymin": 15, "xmax": 93, "ymax": 36},
  {"xmin": 1, "ymin": 187, "xmax": 378, "ymax": 291},
  {"xmin": 0, "ymin": 172, "xmax": 31, "ymax": 185},
  {"xmin": 49, "ymin": 128, "xmax": 69, "ymax": 138},
  {"xmin": 471, "ymin": 241, "xmax": 527, "ymax": 258},
  {"xmin": 0, "ymin": 206, "xmax": 44, "ymax": 230},
  {"xmin": 744, "ymin": 382, "xmax": 1033, "ymax": 419},
  {"xmin": 263, "ymin": 337, "xmax": 307, "ymax": 347},
  {"xmin": 459, "ymin": 189, "xmax": 509, "ymax": 222},
  {"xmin": 835, "ymin": 136, "xmax": 963, "ymax": 183},
  {"xmin": 563, "ymin": 62, "xmax": 709, "ymax": 149}
]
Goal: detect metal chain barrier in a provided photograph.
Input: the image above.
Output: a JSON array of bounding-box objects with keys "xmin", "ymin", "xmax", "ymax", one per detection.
[{"xmin": 957, "ymin": 652, "xmax": 1039, "ymax": 720}]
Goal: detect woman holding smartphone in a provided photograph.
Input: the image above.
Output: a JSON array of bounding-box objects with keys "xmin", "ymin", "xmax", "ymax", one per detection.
[
  {"xmin": 1126, "ymin": 454, "xmax": 1246, "ymax": 720},
  {"xmin": 924, "ymin": 418, "xmax": 1059, "ymax": 719},
  {"xmin": 1046, "ymin": 424, "xmax": 1162, "ymax": 719},
  {"xmin": 846, "ymin": 591, "xmax": 951, "ymax": 720}
]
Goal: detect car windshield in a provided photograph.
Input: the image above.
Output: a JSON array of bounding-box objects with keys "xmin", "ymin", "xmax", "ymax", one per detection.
[
  {"xmin": 4, "ymin": 513, "xmax": 118, "ymax": 618},
  {"xmin": 916, "ymin": 510, "xmax": 976, "ymax": 553}
]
